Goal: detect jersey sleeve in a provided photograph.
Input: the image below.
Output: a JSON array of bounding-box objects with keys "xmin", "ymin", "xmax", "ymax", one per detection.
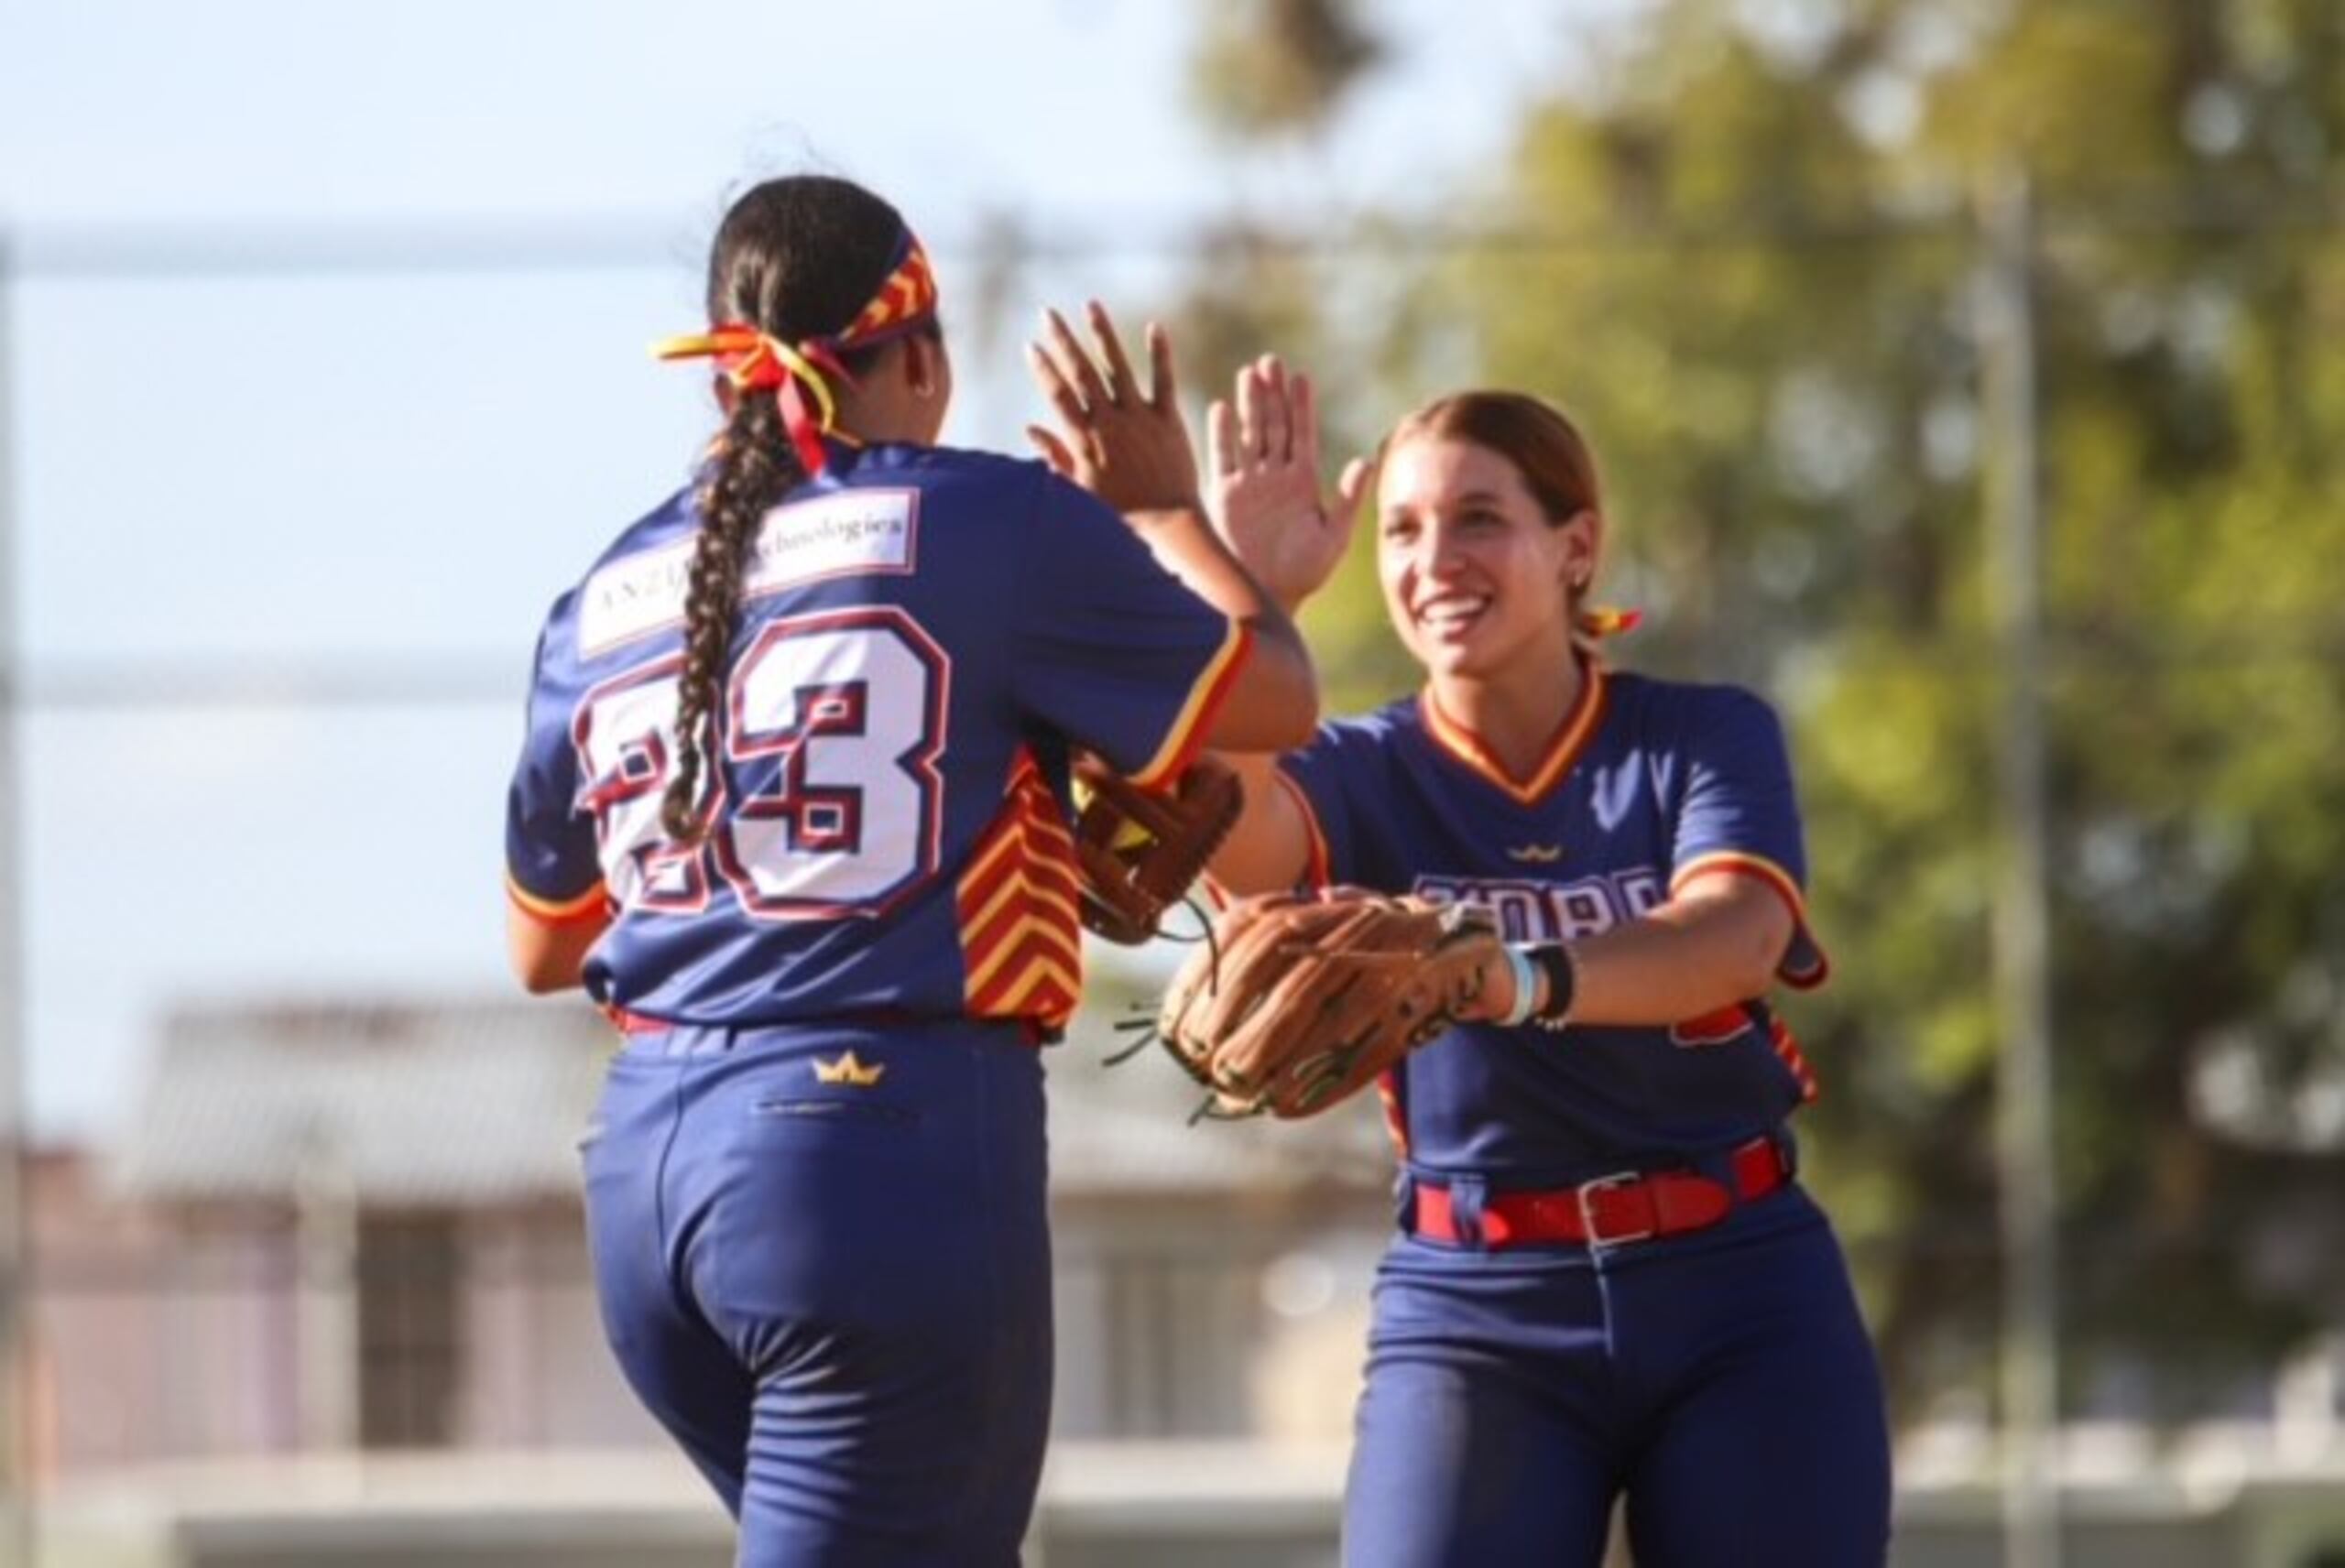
[
  {"xmin": 1666, "ymin": 687, "xmax": 1828, "ymax": 988},
  {"xmin": 1010, "ymin": 473, "xmax": 1251, "ymax": 789},
  {"xmin": 504, "ymin": 623, "xmax": 607, "ymax": 925},
  {"xmin": 1266, "ymin": 718, "xmax": 1388, "ymax": 891}
]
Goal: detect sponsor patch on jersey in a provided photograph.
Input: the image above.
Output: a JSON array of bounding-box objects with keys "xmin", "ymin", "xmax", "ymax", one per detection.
[
  {"xmin": 578, "ymin": 490, "xmax": 921, "ymax": 658},
  {"xmin": 577, "ymin": 539, "xmax": 695, "ymax": 659}
]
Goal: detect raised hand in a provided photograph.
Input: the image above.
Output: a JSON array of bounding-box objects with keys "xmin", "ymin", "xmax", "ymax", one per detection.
[
  {"xmin": 1025, "ymin": 302, "xmax": 1202, "ymax": 516},
  {"xmin": 1207, "ymin": 354, "xmax": 1372, "ymax": 613}
]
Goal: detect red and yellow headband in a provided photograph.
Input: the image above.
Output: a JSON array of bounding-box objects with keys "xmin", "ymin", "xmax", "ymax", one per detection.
[{"xmin": 654, "ymin": 229, "xmax": 939, "ymax": 474}]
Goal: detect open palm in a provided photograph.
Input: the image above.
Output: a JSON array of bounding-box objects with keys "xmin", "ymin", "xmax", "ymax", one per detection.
[
  {"xmin": 1207, "ymin": 355, "xmax": 1371, "ymax": 614},
  {"xmin": 1024, "ymin": 302, "xmax": 1201, "ymax": 516}
]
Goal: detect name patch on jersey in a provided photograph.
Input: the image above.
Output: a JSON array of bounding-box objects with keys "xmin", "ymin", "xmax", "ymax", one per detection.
[
  {"xmin": 578, "ymin": 491, "xmax": 922, "ymax": 659},
  {"xmin": 1410, "ymin": 868, "xmax": 1666, "ymax": 943}
]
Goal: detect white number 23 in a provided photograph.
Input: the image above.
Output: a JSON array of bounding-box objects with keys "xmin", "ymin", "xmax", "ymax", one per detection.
[{"xmin": 571, "ymin": 609, "xmax": 947, "ymax": 920}]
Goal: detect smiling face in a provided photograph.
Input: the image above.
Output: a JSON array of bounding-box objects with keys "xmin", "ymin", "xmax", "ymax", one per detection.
[{"xmin": 1375, "ymin": 433, "xmax": 1597, "ymax": 684}]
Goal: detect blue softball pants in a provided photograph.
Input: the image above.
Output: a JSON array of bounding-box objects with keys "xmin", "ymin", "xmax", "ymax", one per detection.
[
  {"xmin": 580, "ymin": 1019, "xmax": 1053, "ymax": 1567},
  {"xmin": 1344, "ymin": 1183, "xmax": 1891, "ymax": 1568}
]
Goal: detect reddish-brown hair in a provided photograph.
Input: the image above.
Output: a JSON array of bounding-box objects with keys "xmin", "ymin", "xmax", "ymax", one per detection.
[{"xmin": 1387, "ymin": 391, "xmax": 1601, "ymax": 525}]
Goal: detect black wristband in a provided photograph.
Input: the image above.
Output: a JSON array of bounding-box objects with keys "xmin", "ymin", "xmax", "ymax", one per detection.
[{"xmin": 1524, "ymin": 943, "xmax": 1578, "ymax": 1030}]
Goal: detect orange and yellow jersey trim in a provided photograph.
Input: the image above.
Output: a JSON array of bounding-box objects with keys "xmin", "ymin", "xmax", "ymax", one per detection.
[
  {"xmin": 955, "ymin": 752, "xmax": 1085, "ymax": 1035},
  {"xmin": 1126, "ymin": 621, "xmax": 1254, "ymax": 791},
  {"xmin": 1276, "ymin": 767, "xmax": 1335, "ymax": 890},
  {"xmin": 1669, "ymin": 850, "xmax": 1830, "ymax": 989},
  {"xmin": 1418, "ymin": 659, "xmax": 1609, "ymax": 806},
  {"xmin": 506, "ymin": 873, "xmax": 611, "ymax": 928},
  {"xmin": 1766, "ymin": 1009, "xmax": 1821, "ymax": 1104}
]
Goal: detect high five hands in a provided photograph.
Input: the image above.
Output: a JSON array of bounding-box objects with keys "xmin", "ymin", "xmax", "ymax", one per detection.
[
  {"xmin": 1025, "ymin": 302, "xmax": 1201, "ymax": 517},
  {"xmin": 1208, "ymin": 354, "xmax": 1373, "ymax": 615},
  {"xmin": 1026, "ymin": 307, "xmax": 1371, "ymax": 613}
]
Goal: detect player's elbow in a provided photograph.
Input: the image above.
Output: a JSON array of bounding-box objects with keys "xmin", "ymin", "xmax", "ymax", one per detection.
[
  {"xmin": 1256, "ymin": 621, "xmax": 1322, "ymax": 746},
  {"xmin": 507, "ymin": 941, "xmax": 578, "ymax": 995},
  {"xmin": 506, "ymin": 904, "xmax": 603, "ymax": 996},
  {"xmin": 1722, "ymin": 946, "xmax": 1783, "ymax": 1008},
  {"xmin": 1662, "ymin": 881, "xmax": 1794, "ymax": 1007},
  {"xmin": 1210, "ymin": 630, "xmax": 1319, "ymax": 753},
  {"xmin": 1232, "ymin": 702, "xmax": 1319, "ymax": 754},
  {"xmin": 1266, "ymin": 689, "xmax": 1322, "ymax": 751},
  {"xmin": 512, "ymin": 957, "xmax": 579, "ymax": 996},
  {"xmin": 1718, "ymin": 903, "xmax": 1796, "ymax": 1002}
]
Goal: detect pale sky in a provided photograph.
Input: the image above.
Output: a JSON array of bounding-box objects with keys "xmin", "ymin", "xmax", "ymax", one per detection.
[{"xmin": 2, "ymin": 0, "xmax": 1626, "ymax": 1138}]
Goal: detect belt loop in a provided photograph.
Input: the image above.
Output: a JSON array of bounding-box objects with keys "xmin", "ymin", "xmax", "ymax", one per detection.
[
  {"xmin": 1446, "ymin": 1173, "xmax": 1489, "ymax": 1247},
  {"xmin": 1685, "ymin": 1143, "xmax": 1735, "ymax": 1189},
  {"xmin": 1391, "ymin": 1168, "xmax": 1419, "ymax": 1236},
  {"xmin": 1691, "ymin": 1131, "xmax": 1795, "ymax": 1199}
]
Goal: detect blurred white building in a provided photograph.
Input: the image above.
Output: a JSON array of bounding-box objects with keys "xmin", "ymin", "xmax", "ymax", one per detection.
[
  {"xmin": 29, "ymin": 985, "xmax": 1394, "ymax": 1469},
  {"xmin": 16, "ymin": 986, "xmax": 2345, "ymax": 1567}
]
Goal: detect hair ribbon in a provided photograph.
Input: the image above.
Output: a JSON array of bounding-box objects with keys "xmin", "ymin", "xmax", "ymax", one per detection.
[{"xmin": 653, "ymin": 231, "xmax": 940, "ymax": 476}]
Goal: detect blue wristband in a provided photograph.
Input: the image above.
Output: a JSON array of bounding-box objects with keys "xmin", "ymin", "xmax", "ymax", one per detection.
[{"xmin": 1496, "ymin": 944, "xmax": 1541, "ymax": 1028}]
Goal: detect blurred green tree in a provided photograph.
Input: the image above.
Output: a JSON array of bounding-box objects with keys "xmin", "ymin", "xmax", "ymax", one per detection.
[
  {"xmin": 1189, "ymin": 0, "xmax": 1385, "ymax": 141},
  {"xmin": 1179, "ymin": 0, "xmax": 2345, "ymax": 1423}
]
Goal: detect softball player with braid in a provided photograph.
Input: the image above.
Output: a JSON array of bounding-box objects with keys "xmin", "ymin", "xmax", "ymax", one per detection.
[
  {"xmin": 1198, "ymin": 366, "xmax": 1892, "ymax": 1567},
  {"xmin": 503, "ymin": 174, "xmax": 1315, "ymax": 1566}
]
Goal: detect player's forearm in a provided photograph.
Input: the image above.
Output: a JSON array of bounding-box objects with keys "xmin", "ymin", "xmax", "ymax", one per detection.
[
  {"xmin": 1125, "ymin": 504, "xmax": 1289, "ymax": 623},
  {"xmin": 1128, "ymin": 504, "xmax": 1319, "ymax": 751},
  {"xmin": 1467, "ymin": 882, "xmax": 1791, "ymax": 1029},
  {"xmin": 1205, "ymin": 753, "xmax": 1313, "ymax": 895},
  {"xmin": 1559, "ymin": 900, "xmax": 1787, "ymax": 1025},
  {"xmin": 507, "ymin": 902, "xmax": 607, "ymax": 995},
  {"xmin": 1210, "ymin": 620, "xmax": 1317, "ymax": 754}
]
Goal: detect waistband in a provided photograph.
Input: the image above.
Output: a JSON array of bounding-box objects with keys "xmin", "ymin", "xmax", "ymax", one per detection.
[
  {"xmin": 605, "ymin": 1005, "xmax": 670, "ymax": 1036},
  {"xmin": 1407, "ymin": 1135, "xmax": 1793, "ymax": 1251},
  {"xmin": 602, "ymin": 1005, "xmax": 1047, "ymax": 1052}
]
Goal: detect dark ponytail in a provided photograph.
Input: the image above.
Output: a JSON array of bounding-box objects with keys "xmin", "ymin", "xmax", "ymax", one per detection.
[{"xmin": 657, "ymin": 175, "xmax": 922, "ymax": 844}]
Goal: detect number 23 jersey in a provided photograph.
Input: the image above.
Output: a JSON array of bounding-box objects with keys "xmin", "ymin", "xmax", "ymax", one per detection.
[
  {"xmin": 1278, "ymin": 659, "xmax": 1829, "ymax": 1178},
  {"xmin": 505, "ymin": 441, "xmax": 1248, "ymax": 1033}
]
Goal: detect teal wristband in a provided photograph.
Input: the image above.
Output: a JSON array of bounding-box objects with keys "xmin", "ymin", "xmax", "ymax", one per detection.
[{"xmin": 1496, "ymin": 943, "xmax": 1541, "ymax": 1028}]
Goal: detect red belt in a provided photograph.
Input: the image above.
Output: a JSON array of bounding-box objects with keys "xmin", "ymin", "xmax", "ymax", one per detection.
[{"xmin": 1411, "ymin": 1137, "xmax": 1791, "ymax": 1249}]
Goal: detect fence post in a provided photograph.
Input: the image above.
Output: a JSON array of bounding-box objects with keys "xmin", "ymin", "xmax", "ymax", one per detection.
[
  {"xmin": 0, "ymin": 222, "xmax": 33, "ymax": 1568},
  {"xmin": 1983, "ymin": 166, "xmax": 2063, "ymax": 1568}
]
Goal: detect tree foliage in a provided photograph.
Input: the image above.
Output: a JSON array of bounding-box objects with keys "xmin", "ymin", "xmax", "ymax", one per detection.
[
  {"xmin": 1181, "ymin": 0, "xmax": 2345, "ymax": 1422},
  {"xmin": 1187, "ymin": 0, "xmax": 1385, "ymax": 142}
]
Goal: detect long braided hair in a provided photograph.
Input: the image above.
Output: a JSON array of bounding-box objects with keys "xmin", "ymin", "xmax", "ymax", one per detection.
[{"xmin": 660, "ymin": 176, "xmax": 922, "ymax": 843}]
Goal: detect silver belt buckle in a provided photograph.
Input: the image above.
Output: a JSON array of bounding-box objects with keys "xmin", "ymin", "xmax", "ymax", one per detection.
[{"xmin": 1576, "ymin": 1170, "xmax": 1655, "ymax": 1247}]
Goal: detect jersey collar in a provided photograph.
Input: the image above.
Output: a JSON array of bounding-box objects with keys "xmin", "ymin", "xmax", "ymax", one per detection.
[{"xmin": 1418, "ymin": 657, "xmax": 1609, "ymax": 806}]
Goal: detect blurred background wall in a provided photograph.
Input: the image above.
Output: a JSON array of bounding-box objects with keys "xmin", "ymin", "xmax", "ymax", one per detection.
[{"xmin": 5, "ymin": 2, "xmax": 2344, "ymax": 1564}]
